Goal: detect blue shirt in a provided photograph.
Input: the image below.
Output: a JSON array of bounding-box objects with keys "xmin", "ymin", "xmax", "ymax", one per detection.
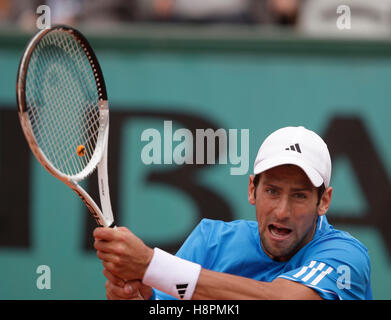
[{"xmin": 153, "ymin": 216, "xmax": 372, "ymax": 300}]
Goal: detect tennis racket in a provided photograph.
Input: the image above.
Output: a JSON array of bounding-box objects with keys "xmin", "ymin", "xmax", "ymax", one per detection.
[{"xmin": 16, "ymin": 25, "xmax": 114, "ymax": 228}]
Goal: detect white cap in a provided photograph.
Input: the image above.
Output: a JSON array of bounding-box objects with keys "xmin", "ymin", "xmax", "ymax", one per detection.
[{"xmin": 253, "ymin": 126, "xmax": 332, "ymax": 187}]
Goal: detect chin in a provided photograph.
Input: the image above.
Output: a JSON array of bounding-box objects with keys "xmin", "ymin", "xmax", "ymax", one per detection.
[{"xmin": 261, "ymin": 235, "xmax": 298, "ymax": 262}]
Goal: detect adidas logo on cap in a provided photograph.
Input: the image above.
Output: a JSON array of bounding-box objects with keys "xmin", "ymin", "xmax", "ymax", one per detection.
[{"xmin": 285, "ymin": 143, "xmax": 301, "ymax": 153}]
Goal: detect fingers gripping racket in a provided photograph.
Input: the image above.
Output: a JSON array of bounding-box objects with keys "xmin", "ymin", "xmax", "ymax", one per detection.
[{"xmin": 17, "ymin": 25, "xmax": 114, "ymax": 228}]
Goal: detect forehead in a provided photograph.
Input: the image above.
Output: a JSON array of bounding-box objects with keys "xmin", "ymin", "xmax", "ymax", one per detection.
[{"xmin": 260, "ymin": 165, "xmax": 315, "ymax": 189}]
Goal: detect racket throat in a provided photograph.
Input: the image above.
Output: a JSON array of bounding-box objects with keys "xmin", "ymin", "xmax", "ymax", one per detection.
[{"xmin": 69, "ymin": 180, "xmax": 112, "ymax": 227}]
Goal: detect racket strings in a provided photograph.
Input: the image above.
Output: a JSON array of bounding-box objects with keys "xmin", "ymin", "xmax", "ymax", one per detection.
[
  {"xmin": 27, "ymin": 34, "xmax": 82, "ymax": 174},
  {"xmin": 28, "ymin": 30, "xmax": 99, "ymax": 174},
  {"xmin": 25, "ymin": 29, "xmax": 102, "ymax": 177},
  {"xmin": 29, "ymin": 41, "xmax": 90, "ymax": 174},
  {"xmin": 27, "ymin": 51, "xmax": 88, "ymax": 175},
  {"xmin": 44, "ymin": 30, "xmax": 100, "ymax": 166},
  {"xmin": 27, "ymin": 54, "xmax": 80, "ymax": 175}
]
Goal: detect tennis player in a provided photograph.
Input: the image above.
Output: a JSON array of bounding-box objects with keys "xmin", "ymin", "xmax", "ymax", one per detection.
[{"xmin": 94, "ymin": 126, "xmax": 372, "ymax": 300}]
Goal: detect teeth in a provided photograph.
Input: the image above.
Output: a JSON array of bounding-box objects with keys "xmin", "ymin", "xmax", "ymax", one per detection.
[{"xmin": 270, "ymin": 225, "xmax": 291, "ymax": 237}]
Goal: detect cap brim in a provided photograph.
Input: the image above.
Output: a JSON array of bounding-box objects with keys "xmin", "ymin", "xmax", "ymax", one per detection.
[{"xmin": 253, "ymin": 156, "xmax": 324, "ymax": 187}]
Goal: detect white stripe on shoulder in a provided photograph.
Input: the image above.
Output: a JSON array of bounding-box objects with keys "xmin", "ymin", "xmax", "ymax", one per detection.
[{"xmin": 293, "ymin": 260, "xmax": 317, "ymax": 278}]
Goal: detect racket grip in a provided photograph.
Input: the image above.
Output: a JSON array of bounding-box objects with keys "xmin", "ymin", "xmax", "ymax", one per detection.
[{"xmin": 108, "ymin": 222, "xmax": 116, "ymax": 229}]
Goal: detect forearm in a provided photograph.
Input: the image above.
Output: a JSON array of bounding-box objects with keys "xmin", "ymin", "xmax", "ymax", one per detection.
[
  {"xmin": 192, "ymin": 269, "xmax": 278, "ymax": 300},
  {"xmin": 192, "ymin": 269, "xmax": 322, "ymax": 300}
]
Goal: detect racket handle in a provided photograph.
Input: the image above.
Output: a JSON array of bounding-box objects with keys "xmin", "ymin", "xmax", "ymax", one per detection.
[{"xmin": 108, "ymin": 222, "xmax": 116, "ymax": 229}]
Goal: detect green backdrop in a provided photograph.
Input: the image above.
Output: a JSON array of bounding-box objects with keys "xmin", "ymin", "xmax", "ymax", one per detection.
[{"xmin": 0, "ymin": 26, "xmax": 390, "ymax": 299}]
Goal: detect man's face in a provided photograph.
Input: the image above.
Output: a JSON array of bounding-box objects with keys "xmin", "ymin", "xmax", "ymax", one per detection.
[{"xmin": 248, "ymin": 165, "xmax": 330, "ymax": 262}]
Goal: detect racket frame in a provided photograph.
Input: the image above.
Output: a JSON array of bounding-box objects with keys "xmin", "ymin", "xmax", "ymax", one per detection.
[{"xmin": 16, "ymin": 25, "xmax": 114, "ymax": 227}]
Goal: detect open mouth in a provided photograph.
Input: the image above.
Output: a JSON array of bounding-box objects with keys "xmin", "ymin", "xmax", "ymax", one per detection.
[{"xmin": 268, "ymin": 224, "xmax": 292, "ymax": 240}]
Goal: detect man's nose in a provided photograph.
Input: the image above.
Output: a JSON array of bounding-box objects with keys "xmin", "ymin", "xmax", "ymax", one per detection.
[{"xmin": 274, "ymin": 196, "xmax": 291, "ymax": 221}]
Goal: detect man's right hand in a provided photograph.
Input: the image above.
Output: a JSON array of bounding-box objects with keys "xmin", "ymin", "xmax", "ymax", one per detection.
[{"xmin": 103, "ymin": 268, "xmax": 153, "ymax": 300}]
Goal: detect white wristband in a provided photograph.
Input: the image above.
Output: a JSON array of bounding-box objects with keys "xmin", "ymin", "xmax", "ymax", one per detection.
[{"xmin": 142, "ymin": 248, "xmax": 202, "ymax": 300}]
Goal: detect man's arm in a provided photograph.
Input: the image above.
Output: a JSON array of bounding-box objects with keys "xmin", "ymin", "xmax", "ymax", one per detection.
[
  {"xmin": 103, "ymin": 266, "xmax": 322, "ymax": 300},
  {"xmin": 105, "ymin": 267, "xmax": 322, "ymax": 300},
  {"xmin": 193, "ymin": 268, "xmax": 322, "ymax": 300},
  {"xmin": 94, "ymin": 227, "xmax": 322, "ymax": 300}
]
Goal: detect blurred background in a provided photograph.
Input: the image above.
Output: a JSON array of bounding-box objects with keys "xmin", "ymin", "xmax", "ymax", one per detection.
[{"xmin": 1, "ymin": 0, "xmax": 391, "ymax": 299}]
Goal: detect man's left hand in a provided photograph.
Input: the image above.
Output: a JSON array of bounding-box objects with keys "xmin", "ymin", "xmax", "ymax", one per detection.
[{"xmin": 93, "ymin": 226, "xmax": 154, "ymax": 281}]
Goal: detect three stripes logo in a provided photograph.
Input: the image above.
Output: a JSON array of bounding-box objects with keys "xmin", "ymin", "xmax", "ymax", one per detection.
[
  {"xmin": 176, "ymin": 283, "xmax": 188, "ymax": 299},
  {"xmin": 293, "ymin": 260, "xmax": 333, "ymax": 286},
  {"xmin": 285, "ymin": 143, "xmax": 301, "ymax": 153}
]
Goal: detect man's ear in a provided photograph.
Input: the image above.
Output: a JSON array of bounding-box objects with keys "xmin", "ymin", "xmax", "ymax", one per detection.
[
  {"xmin": 248, "ymin": 175, "xmax": 256, "ymax": 205},
  {"xmin": 317, "ymin": 187, "xmax": 333, "ymax": 216}
]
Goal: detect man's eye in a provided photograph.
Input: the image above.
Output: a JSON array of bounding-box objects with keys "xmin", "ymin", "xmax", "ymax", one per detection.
[
  {"xmin": 266, "ymin": 188, "xmax": 277, "ymax": 195},
  {"xmin": 293, "ymin": 193, "xmax": 307, "ymax": 199}
]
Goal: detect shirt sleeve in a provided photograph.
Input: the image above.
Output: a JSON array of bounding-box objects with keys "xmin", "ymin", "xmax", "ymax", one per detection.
[
  {"xmin": 151, "ymin": 219, "xmax": 214, "ymax": 300},
  {"xmin": 277, "ymin": 237, "xmax": 372, "ymax": 300}
]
